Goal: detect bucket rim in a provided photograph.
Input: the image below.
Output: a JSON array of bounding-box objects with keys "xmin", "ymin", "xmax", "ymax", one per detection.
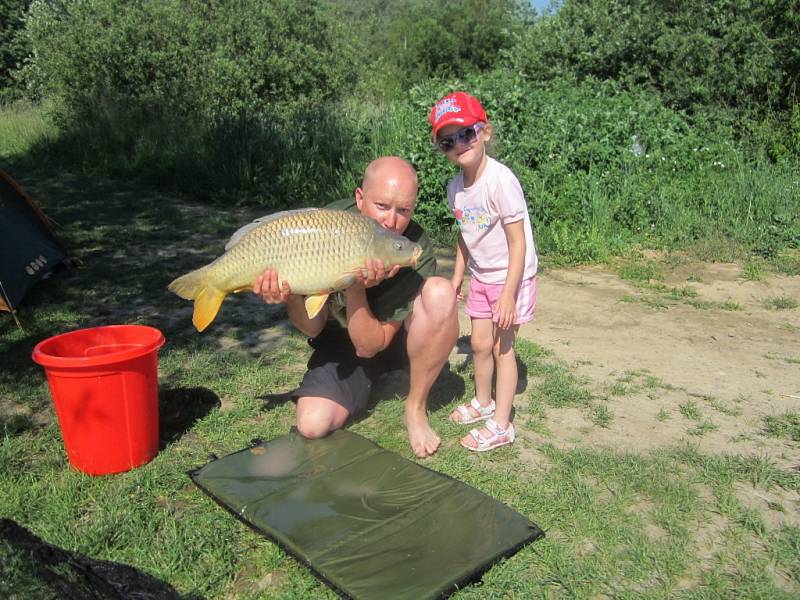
[{"xmin": 32, "ymin": 324, "xmax": 165, "ymax": 369}]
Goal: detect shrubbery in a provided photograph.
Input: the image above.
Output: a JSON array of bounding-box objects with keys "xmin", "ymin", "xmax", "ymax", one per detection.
[
  {"xmin": 19, "ymin": 0, "xmax": 351, "ymax": 121},
  {"xmin": 0, "ymin": 0, "xmax": 30, "ymax": 102},
  {"xmin": 504, "ymin": 0, "xmax": 799, "ymax": 114},
  {"xmin": 3, "ymin": 0, "xmax": 798, "ymax": 262}
]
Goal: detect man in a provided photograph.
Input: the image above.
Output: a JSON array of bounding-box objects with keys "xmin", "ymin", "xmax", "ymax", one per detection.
[{"xmin": 253, "ymin": 156, "xmax": 458, "ymax": 458}]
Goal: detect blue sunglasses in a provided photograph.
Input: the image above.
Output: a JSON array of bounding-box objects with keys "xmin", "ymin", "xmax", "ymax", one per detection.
[{"xmin": 434, "ymin": 123, "xmax": 484, "ymax": 153}]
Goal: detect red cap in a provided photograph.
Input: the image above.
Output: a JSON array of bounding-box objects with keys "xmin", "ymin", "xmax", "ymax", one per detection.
[{"xmin": 429, "ymin": 92, "xmax": 488, "ymax": 138}]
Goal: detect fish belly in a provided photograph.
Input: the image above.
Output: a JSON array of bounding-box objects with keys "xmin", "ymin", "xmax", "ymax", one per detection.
[{"xmin": 209, "ymin": 211, "xmax": 374, "ymax": 295}]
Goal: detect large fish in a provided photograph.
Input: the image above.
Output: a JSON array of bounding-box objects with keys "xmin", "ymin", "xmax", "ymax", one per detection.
[{"xmin": 168, "ymin": 208, "xmax": 423, "ymax": 332}]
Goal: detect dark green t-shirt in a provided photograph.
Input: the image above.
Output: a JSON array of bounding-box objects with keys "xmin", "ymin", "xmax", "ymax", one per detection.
[{"xmin": 322, "ymin": 198, "xmax": 436, "ymax": 328}]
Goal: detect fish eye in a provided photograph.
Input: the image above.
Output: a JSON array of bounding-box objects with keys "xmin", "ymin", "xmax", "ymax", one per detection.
[{"xmin": 394, "ymin": 241, "xmax": 403, "ymax": 250}]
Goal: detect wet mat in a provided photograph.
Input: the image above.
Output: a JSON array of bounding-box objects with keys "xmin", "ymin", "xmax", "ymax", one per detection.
[{"xmin": 190, "ymin": 430, "xmax": 543, "ymax": 600}]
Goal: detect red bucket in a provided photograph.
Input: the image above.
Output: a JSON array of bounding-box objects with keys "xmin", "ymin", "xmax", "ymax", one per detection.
[{"xmin": 32, "ymin": 324, "xmax": 165, "ymax": 475}]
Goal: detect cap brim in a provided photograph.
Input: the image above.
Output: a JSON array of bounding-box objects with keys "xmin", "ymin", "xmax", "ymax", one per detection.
[{"xmin": 432, "ymin": 115, "xmax": 482, "ymax": 138}]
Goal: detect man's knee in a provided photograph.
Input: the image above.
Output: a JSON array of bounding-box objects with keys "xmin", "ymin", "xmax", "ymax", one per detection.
[
  {"xmin": 415, "ymin": 277, "xmax": 457, "ymax": 322},
  {"xmin": 296, "ymin": 411, "xmax": 336, "ymax": 439},
  {"xmin": 295, "ymin": 397, "xmax": 348, "ymax": 439}
]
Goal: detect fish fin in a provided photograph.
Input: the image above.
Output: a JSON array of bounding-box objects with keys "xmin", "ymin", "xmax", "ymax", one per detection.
[
  {"xmin": 304, "ymin": 293, "xmax": 330, "ymax": 320},
  {"xmin": 224, "ymin": 208, "xmax": 321, "ymax": 251},
  {"xmin": 192, "ymin": 287, "xmax": 227, "ymax": 332},
  {"xmin": 167, "ymin": 266, "xmax": 210, "ymax": 300},
  {"xmin": 167, "ymin": 267, "xmax": 226, "ymax": 332},
  {"xmin": 333, "ymin": 273, "xmax": 358, "ymax": 290}
]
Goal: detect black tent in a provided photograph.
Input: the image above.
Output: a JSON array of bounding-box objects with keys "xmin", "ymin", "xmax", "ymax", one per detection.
[{"xmin": 0, "ymin": 170, "xmax": 67, "ymax": 317}]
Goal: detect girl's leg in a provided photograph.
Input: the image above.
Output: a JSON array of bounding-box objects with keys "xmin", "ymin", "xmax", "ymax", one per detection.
[
  {"xmin": 450, "ymin": 318, "xmax": 495, "ymax": 422},
  {"xmin": 490, "ymin": 325, "xmax": 519, "ymax": 429},
  {"xmin": 461, "ymin": 324, "xmax": 517, "ymax": 449},
  {"xmin": 471, "ymin": 318, "xmax": 496, "ymax": 405}
]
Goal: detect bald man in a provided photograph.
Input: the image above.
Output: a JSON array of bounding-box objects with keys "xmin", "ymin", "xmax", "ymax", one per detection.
[{"xmin": 254, "ymin": 157, "xmax": 458, "ymax": 458}]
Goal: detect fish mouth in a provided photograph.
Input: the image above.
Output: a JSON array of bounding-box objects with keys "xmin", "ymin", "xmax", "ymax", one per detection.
[{"xmin": 410, "ymin": 245, "xmax": 423, "ymax": 267}]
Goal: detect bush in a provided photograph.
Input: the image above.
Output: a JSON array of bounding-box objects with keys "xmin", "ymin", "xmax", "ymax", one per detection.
[
  {"xmin": 403, "ymin": 70, "xmax": 799, "ymax": 259},
  {"xmin": 19, "ymin": 0, "xmax": 350, "ymax": 121},
  {"xmin": 0, "ymin": 0, "xmax": 30, "ymax": 102},
  {"xmin": 504, "ymin": 0, "xmax": 795, "ymax": 114}
]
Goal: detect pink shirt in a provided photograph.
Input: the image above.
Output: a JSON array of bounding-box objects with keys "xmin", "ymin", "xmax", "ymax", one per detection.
[{"xmin": 447, "ymin": 157, "xmax": 537, "ymax": 285}]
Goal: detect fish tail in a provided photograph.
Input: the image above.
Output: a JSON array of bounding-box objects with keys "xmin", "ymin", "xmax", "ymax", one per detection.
[{"xmin": 168, "ymin": 267, "xmax": 227, "ymax": 332}]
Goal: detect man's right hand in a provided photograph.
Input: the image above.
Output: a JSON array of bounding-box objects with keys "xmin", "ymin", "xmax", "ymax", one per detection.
[{"xmin": 253, "ymin": 269, "xmax": 292, "ymax": 304}]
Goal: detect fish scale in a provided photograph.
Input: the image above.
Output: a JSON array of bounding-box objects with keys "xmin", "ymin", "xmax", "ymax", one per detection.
[{"xmin": 168, "ymin": 208, "xmax": 423, "ymax": 332}]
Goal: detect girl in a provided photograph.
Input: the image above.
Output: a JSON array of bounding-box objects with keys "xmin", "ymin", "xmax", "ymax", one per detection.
[{"xmin": 429, "ymin": 92, "xmax": 538, "ymax": 452}]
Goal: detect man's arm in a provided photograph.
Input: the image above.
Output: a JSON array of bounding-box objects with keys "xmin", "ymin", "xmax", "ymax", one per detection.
[{"xmin": 343, "ymin": 258, "xmax": 403, "ymax": 358}]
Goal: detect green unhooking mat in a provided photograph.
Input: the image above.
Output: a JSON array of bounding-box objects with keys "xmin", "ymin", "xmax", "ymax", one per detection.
[{"xmin": 189, "ymin": 430, "xmax": 544, "ymax": 600}]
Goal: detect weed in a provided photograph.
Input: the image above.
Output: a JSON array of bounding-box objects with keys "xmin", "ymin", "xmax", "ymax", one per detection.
[
  {"xmin": 680, "ymin": 400, "xmax": 702, "ymax": 421},
  {"xmin": 741, "ymin": 258, "xmax": 763, "ymax": 281},
  {"xmin": 762, "ymin": 413, "xmax": 800, "ymax": 442},
  {"xmin": 763, "ymin": 296, "xmax": 799, "ymax": 310},
  {"xmin": 618, "ymin": 260, "xmax": 663, "ymax": 283},
  {"xmin": 590, "ymin": 404, "xmax": 613, "ymax": 428},
  {"xmin": 656, "ymin": 408, "xmax": 671, "ymax": 422}
]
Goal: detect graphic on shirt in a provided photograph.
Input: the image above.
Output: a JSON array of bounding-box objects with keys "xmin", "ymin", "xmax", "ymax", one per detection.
[{"xmin": 454, "ymin": 207, "xmax": 491, "ymax": 231}]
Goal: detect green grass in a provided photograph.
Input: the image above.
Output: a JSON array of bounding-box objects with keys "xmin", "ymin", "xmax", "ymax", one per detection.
[
  {"xmin": 763, "ymin": 296, "xmax": 799, "ymax": 311},
  {"xmin": 762, "ymin": 413, "xmax": 800, "ymax": 442},
  {"xmin": 0, "ymin": 102, "xmax": 58, "ymax": 160},
  {"xmin": 2, "ymin": 167, "xmax": 799, "ymax": 598}
]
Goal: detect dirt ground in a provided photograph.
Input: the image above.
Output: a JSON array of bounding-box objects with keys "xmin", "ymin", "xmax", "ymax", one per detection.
[{"xmin": 440, "ymin": 257, "xmax": 800, "ymax": 528}]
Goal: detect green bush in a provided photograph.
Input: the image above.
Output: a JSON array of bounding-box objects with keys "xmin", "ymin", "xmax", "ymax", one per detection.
[
  {"xmin": 19, "ymin": 0, "xmax": 350, "ymax": 121},
  {"xmin": 403, "ymin": 70, "xmax": 798, "ymax": 259},
  {"xmin": 504, "ymin": 0, "xmax": 796, "ymax": 114},
  {"xmin": 0, "ymin": 0, "xmax": 30, "ymax": 102}
]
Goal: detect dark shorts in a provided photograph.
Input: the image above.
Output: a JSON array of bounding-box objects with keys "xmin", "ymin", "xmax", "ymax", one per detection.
[{"xmin": 292, "ymin": 327, "xmax": 409, "ymax": 416}]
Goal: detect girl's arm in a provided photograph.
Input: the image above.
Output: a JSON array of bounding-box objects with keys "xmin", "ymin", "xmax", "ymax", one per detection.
[
  {"xmin": 452, "ymin": 234, "xmax": 469, "ymax": 300},
  {"xmin": 496, "ymin": 220, "xmax": 526, "ymax": 329}
]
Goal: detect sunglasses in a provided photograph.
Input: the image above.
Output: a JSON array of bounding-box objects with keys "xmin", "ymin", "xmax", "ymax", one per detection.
[{"xmin": 434, "ymin": 123, "xmax": 484, "ymax": 153}]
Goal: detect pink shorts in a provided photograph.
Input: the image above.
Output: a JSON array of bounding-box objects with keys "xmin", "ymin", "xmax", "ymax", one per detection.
[{"xmin": 465, "ymin": 276, "xmax": 537, "ymax": 324}]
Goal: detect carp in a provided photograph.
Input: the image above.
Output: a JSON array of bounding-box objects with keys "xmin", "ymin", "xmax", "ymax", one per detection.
[{"xmin": 168, "ymin": 208, "xmax": 423, "ymax": 332}]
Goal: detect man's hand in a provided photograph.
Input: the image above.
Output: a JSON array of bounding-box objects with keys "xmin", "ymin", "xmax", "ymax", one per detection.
[
  {"xmin": 353, "ymin": 258, "xmax": 400, "ymax": 289},
  {"xmin": 253, "ymin": 269, "xmax": 291, "ymax": 304}
]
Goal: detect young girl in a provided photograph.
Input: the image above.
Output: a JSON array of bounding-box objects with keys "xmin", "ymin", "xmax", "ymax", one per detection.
[{"xmin": 429, "ymin": 91, "xmax": 537, "ymax": 452}]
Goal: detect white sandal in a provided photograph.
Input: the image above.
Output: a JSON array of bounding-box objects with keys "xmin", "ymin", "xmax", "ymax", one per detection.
[
  {"xmin": 451, "ymin": 397, "xmax": 496, "ymax": 425},
  {"xmin": 462, "ymin": 419, "xmax": 515, "ymax": 452}
]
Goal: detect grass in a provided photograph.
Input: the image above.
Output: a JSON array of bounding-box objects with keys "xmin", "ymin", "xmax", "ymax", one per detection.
[
  {"xmin": 1, "ymin": 166, "xmax": 799, "ymax": 598},
  {"xmin": 763, "ymin": 296, "xmax": 799, "ymax": 311},
  {"xmin": 762, "ymin": 413, "xmax": 800, "ymax": 442}
]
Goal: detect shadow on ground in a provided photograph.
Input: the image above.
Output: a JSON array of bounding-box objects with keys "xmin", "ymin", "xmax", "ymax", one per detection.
[{"xmin": 159, "ymin": 387, "xmax": 220, "ymax": 448}]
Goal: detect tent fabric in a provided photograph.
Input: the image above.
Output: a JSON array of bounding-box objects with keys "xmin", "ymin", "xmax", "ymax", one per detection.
[
  {"xmin": 190, "ymin": 430, "xmax": 544, "ymax": 600},
  {"xmin": 0, "ymin": 170, "xmax": 67, "ymax": 311}
]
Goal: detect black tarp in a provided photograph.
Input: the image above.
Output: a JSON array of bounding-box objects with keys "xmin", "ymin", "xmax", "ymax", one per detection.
[{"xmin": 190, "ymin": 430, "xmax": 544, "ymax": 600}]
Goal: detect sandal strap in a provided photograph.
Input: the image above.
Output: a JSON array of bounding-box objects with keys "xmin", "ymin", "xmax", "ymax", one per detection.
[
  {"xmin": 485, "ymin": 419, "xmax": 506, "ymax": 436},
  {"xmin": 469, "ymin": 397, "xmax": 495, "ymax": 415},
  {"xmin": 456, "ymin": 405, "xmax": 472, "ymax": 420}
]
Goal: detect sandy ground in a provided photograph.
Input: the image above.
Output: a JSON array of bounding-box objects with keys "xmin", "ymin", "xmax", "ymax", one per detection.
[{"xmin": 438, "ymin": 257, "xmax": 800, "ymax": 528}]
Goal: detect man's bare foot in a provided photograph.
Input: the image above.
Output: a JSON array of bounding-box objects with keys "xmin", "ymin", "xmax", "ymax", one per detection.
[{"xmin": 405, "ymin": 412, "xmax": 441, "ymax": 458}]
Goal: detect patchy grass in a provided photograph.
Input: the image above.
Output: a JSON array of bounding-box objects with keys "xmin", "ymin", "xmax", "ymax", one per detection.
[
  {"xmin": 764, "ymin": 296, "xmax": 799, "ymax": 311},
  {"xmin": 762, "ymin": 413, "xmax": 800, "ymax": 442},
  {"xmin": 2, "ymin": 168, "xmax": 799, "ymax": 598}
]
